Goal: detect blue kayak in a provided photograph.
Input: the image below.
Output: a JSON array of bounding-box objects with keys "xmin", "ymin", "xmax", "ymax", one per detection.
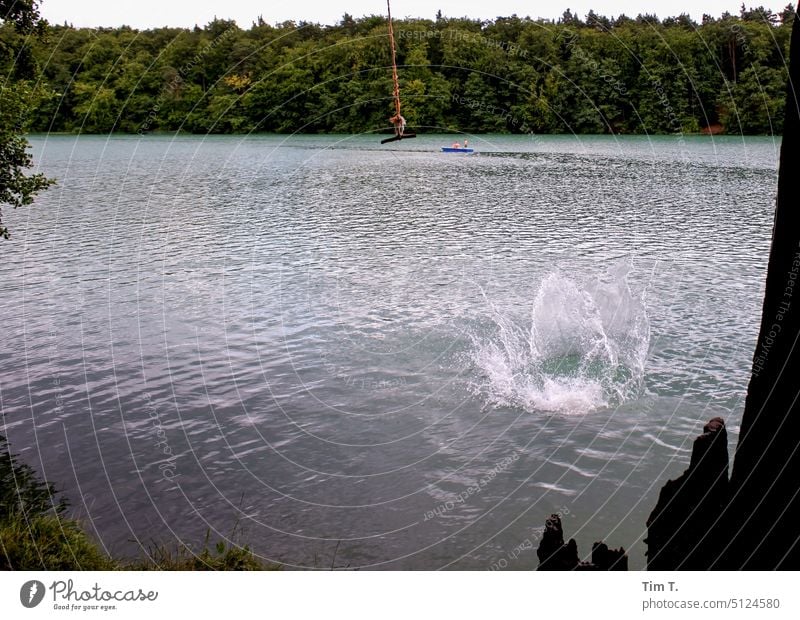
[{"xmin": 441, "ymin": 147, "xmax": 474, "ymax": 153}]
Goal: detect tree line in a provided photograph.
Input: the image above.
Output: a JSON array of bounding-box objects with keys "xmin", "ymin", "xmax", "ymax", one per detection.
[{"xmin": 2, "ymin": 5, "xmax": 797, "ymax": 139}]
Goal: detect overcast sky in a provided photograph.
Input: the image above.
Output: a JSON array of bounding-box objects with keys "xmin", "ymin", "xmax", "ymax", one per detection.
[{"xmin": 40, "ymin": 1, "xmax": 780, "ymax": 29}]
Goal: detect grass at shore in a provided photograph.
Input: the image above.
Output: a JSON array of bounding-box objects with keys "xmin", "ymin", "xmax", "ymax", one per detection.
[
  {"xmin": 1, "ymin": 434, "xmax": 277, "ymax": 570},
  {"xmin": 0, "ymin": 513, "xmax": 115, "ymax": 570},
  {"xmin": 0, "ymin": 512, "xmax": 278, "ymax": 570}
]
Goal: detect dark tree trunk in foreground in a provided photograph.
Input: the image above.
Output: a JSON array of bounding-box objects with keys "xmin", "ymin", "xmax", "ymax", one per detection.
[
  {"xmin": 725, "ymin": 3, "xmax": 800, "ymax": 570},
  {"xmin": 537, "ymin": 514, "xmax": 627, "ymax": 570},
  {"xmin": 646, "ymin": 4, "xmax": 800, "ymax": 570},
  {"xmin": 646, "ymin": 419, "xmax": 730, "ymax": 569}
]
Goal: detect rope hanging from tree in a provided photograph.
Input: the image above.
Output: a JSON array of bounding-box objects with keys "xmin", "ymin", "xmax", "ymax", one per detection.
[
  {"xmin": 387, "ymin": 0, "xmax": 401, "ymax": 117},
  {"xmin": 380, "ymin": 1, "xmax": 416, "ymax": 143}
]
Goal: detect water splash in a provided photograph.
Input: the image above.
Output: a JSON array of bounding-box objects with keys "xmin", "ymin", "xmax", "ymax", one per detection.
[{"xmin": 471, "ymin": 259, "xmax": 650, "ymax": 414}]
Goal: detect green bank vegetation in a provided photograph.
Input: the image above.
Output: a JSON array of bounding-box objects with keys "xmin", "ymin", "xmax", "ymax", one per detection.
[
  {"xmin": 0, "ymin": 0, "xmax": 53, "ymax": 239},
  {"xmin": 0, "ymin": 435, "xmax": 275, "ymax": 570},
  {"xmin": 2, "ymin": 5, "xmax": 797, "ymax": 136}
]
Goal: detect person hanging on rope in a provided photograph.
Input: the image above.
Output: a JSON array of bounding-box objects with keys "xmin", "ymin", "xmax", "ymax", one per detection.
[{"xmin": 389, "ymin": 112, "xmax": 406, "ymax": 137}]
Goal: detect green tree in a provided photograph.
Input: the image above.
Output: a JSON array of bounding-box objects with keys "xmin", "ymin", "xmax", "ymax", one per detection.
[
  {"xmin": 0, "ymin": 0, "xmax": 54, "ymax": 239},
  {"xmin": 721, "ymin": 65, "xmax": 787, "ymax": 133}
]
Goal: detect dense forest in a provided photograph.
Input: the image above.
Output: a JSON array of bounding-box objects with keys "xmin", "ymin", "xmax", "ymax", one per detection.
[{"xmin": 2, "ymin": 4, "xmax": 797, "ymax": 135}]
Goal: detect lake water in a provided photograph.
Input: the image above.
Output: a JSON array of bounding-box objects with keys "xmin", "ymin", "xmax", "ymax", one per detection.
[{"xmin": 0, "ymin": 133, "xmax": 779, "ymax": 569}]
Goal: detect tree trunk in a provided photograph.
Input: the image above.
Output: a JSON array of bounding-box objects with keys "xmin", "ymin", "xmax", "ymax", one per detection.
[{"xmin": 726, "ymin": 2, "xmax": 800, "ymax": 570}]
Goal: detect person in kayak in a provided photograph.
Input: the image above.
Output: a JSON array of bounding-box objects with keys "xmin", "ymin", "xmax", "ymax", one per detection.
[{"xmin": 452, "ymin": 140, "xmax": 461, "ymax": 148}]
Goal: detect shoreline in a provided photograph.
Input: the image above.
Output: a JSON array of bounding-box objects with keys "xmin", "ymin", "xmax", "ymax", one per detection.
[{"xmin": 24, "ymin": 130, "xmax": 783, "ymax": 138}]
